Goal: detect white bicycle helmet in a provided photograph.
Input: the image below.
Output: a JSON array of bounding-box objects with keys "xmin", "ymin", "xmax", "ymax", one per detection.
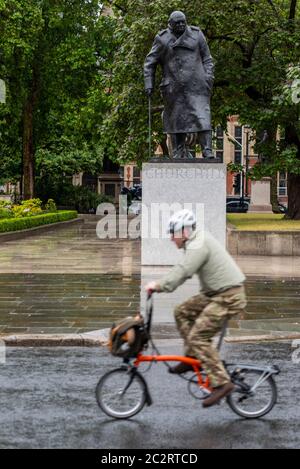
[{"xmin": 167, "ymin": 209, "xmax": 196, "ymax": 234}]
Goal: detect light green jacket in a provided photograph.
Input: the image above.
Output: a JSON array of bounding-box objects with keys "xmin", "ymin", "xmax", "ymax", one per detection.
[{"xmin": 158, "ymin": 230, "xmax": 246, "ymax": 294}]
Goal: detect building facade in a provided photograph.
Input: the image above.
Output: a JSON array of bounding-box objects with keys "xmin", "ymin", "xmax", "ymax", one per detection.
[{"xmin": 73, "ymin": 116, "xmax": 287, "ymax": 207}]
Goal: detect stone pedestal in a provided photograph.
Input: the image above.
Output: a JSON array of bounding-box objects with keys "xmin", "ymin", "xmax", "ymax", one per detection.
[
  {"xmin": 249, "ymin": 178, "xmax": 273, "ymax": 213},
  {"xmin": 141, "ymin": 162, "xmax": 227, "ymax": 266}
]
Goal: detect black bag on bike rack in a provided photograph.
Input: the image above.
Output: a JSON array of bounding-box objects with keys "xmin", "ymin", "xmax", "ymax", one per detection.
[{"xmin": 108, "ymin": 316, "xmax": 149, "ymax": 359}]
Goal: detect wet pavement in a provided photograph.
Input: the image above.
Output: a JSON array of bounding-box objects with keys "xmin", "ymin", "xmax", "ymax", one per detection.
[
  {"xmin": 0, "ymin": 342, "xmax": 298, "ymax": 449},
  {"xmin": 0, "ymin": 216, "xmax": 140, "ymax": 275},
  {"xmin": 0, "ymin": 216, "xmax": 141, "ymax": 335},
  {"xmin": 0, "ymin": 216, "xmax": 299, "ymax": 337},
  {"xmin": 0, "ymin": 274, "xmax": 140, "ymax": 335},
  {"xmin": 0, "ymin": 275, "xmax": 299, "ymax": 338}
]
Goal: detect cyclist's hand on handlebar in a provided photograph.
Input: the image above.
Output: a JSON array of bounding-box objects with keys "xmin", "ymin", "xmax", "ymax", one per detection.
[{"xmin": 145, "ymin": 281, "xmax": 160, "ymax": 294}]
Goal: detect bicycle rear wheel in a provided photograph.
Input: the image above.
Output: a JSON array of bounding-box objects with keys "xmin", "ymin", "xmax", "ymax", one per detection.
[
  {"xmin": 227, "ymin": 369, "xmax": 277, "ymax": 419},
  {"xmin": 96, "ymin": 367, "xmax": 147, "ymax": 419}
]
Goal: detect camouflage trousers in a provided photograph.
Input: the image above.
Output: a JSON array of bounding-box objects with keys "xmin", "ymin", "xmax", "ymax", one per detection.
[{"xmin": 174, "ymin": 285, "xmax": 247, "ymax": 388}]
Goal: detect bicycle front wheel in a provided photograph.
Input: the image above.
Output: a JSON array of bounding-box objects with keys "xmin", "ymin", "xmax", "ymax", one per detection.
[
  {"xmin": 227, "ymin": 369, "xmax": 277, "ymax": 419},
  {"xmin": 96, "ymin": 368, "xmax": 147, "ymax": 419}
]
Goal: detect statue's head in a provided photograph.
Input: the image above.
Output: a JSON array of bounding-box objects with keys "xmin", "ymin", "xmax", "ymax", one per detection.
[{"xmin": 168, "ymin": 11, "xmax": 187, "ymax": 36}]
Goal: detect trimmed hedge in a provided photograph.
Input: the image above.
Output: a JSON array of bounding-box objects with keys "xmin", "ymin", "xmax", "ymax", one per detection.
[{"xmin": 0, "ymin": 211, "xmax": 78, "ymax": 234}]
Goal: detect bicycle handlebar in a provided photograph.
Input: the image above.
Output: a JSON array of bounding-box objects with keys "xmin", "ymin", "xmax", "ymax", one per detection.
[{"xmin": 145, "ymin": 292, "xmax": 154, "ymax": 333}]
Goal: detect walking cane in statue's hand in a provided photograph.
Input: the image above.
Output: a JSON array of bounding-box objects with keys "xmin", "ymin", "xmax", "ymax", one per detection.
[{"xmin": 148, "ymin": 95, "xmax": 152, "ymax": 160}]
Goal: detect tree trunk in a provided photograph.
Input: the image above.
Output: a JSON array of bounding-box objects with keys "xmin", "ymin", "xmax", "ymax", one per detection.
[
  {"xmin": 289, "ymin": 0, "xmax": 298, "ymax": 21},
  {"xmin": 22, "ymin": 73, "xmax": 38, "ymax": 200},
  {"xmin": 285, "ymin": 123, "xmax": 300, "ymax": 219},
  {"xmin": 284, "ymin": 0, "xmax": 299, "ymax": 220},
  {"xmin": 270, "ymin": 173, "xmax": 278, "ymax": 211},
  {"xmin": 22, "ymin": 98, "xmax": 35, "ymax": 199},
  {"xmin": 287, "ymin": 173, "xmax": 300, "ymax": 219}
]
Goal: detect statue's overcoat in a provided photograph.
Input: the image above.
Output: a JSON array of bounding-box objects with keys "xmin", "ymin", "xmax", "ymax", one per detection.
[{"xmin": 144, "ymin": 26, "xmax": 214, "ymax": 134}]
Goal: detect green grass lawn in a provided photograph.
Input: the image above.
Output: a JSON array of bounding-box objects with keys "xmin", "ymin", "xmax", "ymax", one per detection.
[{"xmin": 227, "ymin": 213, "xmax": 300, "ymax": 231}]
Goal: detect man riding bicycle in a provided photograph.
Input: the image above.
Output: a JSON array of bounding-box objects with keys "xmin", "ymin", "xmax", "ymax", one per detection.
[{"xmin": 145, "ymin": 209, "xmax": 247, "ymax": 408}]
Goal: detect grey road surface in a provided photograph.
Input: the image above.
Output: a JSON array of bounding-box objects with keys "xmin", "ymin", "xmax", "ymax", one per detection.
[{"xmin": 0, "ymin": 342, "xmax": 299, "ymax": 449}]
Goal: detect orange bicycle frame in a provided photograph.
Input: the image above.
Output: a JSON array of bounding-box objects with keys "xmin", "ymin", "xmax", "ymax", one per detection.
[{"xmin": 134, "ymin": 353, "xmax": 212, "ymax": 391}]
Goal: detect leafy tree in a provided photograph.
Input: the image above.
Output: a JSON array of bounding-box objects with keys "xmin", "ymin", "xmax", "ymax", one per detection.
[
  {"xmin": 0, "ymin": 0, "xmax": 43, "ymax": 188},
  {"xmin": 103, "ymin": 0, "xmax": 300, "ymax": 217},
  {"xmin": 0, "ymin": 1, "xmax": 116, "ymax": 198},
  {"xmin": 2, "ymin": 0, "xmax": 300, "ymax": 218}
]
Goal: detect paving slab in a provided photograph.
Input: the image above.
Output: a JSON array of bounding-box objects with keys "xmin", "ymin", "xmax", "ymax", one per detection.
[{"xmin": 1, "ymin": 216, "xmax": 300, "ymax": 341}]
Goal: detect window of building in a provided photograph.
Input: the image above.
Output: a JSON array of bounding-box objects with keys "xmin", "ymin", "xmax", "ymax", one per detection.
[
  {"xmin": 82, "ymin": 173, "xmax": 98, "ymax": 192},
  {"xmin": 233, "ymin": 173, "xmax": 241, "ymax": 196},
  {"xmin": 104, "ymin": 183, "xmax": 116, "ymax": 197},
  {"xmin": 102, "ymin": 156, "xmax": 120, "ymax": 173},
  {"xmin": 133, "ymin": 167, "xmax": 141, "ymax": 184},
  {"xmin": 278, "ymin": 171, "xmax": 287, "ymax": 196},
  {"xmin": 214, "ymin": 126, "xmax": 224, "ymax": 161},
  {"xmin": 234, "ymin": 126, "xmax": 242, "ymax": 164}
]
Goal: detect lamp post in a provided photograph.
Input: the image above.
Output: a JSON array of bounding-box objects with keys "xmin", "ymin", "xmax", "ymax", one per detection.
[
  {"xmin": 244, "ymin": 125, "xmax": 251, "ymax": 198},
  {"xmin": 227, "ymin": 130, "xmax": 244, "ymax": 202},
  {"xmin": 0, "ymin": 80, "xmax": 6, "ymax": 192},
  {"xmin": 228, "ymin": 125, "xmax": 253, "ymax": 203}
]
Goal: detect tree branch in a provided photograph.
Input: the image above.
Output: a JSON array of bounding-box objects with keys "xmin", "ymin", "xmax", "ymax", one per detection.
[
  {"xmin": 209, "ymin": 31, "xmax": 269, "ymax": 99},
  {"xmin": 241, "ymin": 25, "xmax": 274, "ymax": 68},
  {"xmin": 289, "ymin": 0, "xmax": 298, "ymax": 20},
  {"xmin": 266, "ymin": 0, "xmax": 279, "ymax": 17},
  {"xmin": 214, "ymin": 80, "xmax": 230, "ymax": 88},
  {"xmin": 245, "ymin": 86, "xmax": 264, "ymax": 101},
  {"xmin": 105, "ymin": 1, "xmax": 127, "ymax": 14},
  {"xmin": 208, "ymin": 35, "xmax": 247, "ymax": 54},
  {"xmin": 285, "ymin": 123, "xmax": 300, "ymax": 147}
]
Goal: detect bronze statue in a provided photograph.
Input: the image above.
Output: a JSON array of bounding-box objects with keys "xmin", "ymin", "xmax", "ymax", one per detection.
[{"xmin": 144, "ymin": 11, "xmax": 215, "ymax": 160}]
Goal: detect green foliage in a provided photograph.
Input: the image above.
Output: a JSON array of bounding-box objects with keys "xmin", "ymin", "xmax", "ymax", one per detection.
[
  {"xmin": 0, "ymin": 208, "xmax": 13, "ymax": 219},
  {"xmin": 0, "ymin": 0, "xmax": 44, "ymax": 182},
  {"xmin": 0, "ymin": 197, "xmax": 57, "ymax": 219},
  {"xmin": 227, "ymin": 162, "xmax": 244, "ymax": 173},
  {"xmin": 0, "ymin": 1, "xmax": 117, "ymax": 185},
  {"xmin": 34, "ymin": 136, "xmax": 112, "ymax": 213},
  {"xmin": 35, "ymin": 138, "xmax": 103, "ymax": 178},
  {"xmin": 35, "ymin": 177, "xmax": 113, "ymax": 213},
  {"xmin": 0, "ymin": 153, "xmax": 22, "ymax": 185},
  {"xmin": 44, "ymin": 198, "xmax": 57, "ymax": 213},
  {"xmin": 273, "ymin": 65, "xmax": 300, "ymax": 108},
  {"xmin": 68, "ymin": 186, "xmax": 114, "ymax": 214},
  {"xmin": 12, "ymin": 198, "xmax": 43, "ymax": 217},
  {"xmin": 0, "ymin": 210, "xmax": 78, "ymax": 233},
  {"xmin": 21, "ymin": 198, "xmax": 42, "ymax": 208},
  {"xmin": 0, "ymin": 200, "xmax": 11, "ymax": 209},
  {"xmin": 1, "ymin": 1, "xmax": 300, "ymax": 215},
  {"xmin": 102, "ymin": 0, "xmax": 300, "ymax": 171}
]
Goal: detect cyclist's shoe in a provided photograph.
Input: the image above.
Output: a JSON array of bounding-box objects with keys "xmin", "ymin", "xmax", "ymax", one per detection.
[
  {"xmin": 169, "ymin": 357, "xmax": 197, "ymax": 374},
  {"xmin": 202, "ymin": 382, "xmax": 235, "ymax": 408}
]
